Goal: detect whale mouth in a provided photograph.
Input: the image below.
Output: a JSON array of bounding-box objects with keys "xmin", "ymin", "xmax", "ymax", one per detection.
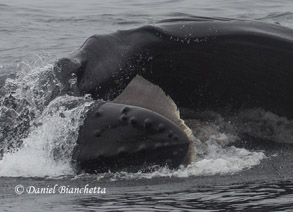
[{"xmin": 53, "ymin": 56, "xmax": 195, "ymax": 173}]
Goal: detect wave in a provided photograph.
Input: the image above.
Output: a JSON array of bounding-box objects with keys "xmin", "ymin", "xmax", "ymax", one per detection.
[
  {"xmin": 258, "ymin": 11, "xmax": 293, "ymax": 20},
  {"xmin": 256, "ymin": 12, "xmax": 293, "ymax": 27}
]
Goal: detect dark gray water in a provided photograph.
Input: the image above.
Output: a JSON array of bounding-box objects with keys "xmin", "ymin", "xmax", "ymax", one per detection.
[{"xmin": 1, "ymin": 0, "xmax": 293, "ymax": 211}]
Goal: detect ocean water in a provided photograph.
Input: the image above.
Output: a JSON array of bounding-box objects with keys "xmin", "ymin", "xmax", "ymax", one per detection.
[{"xmin": 1, "ymin": 0, "xmax": 293, "ymax": 211}]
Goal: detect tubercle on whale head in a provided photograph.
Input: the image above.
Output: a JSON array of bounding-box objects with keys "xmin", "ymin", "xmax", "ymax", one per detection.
[
  {"xmin": 72, "ymin": 101, "xmax": 191, "ymax": 173},
  {"xmin": 53, "ymin": 55, "xmax": 85, "ymax": 98},
  {"xmin": 54, "ymin": 48, "xmax": 86, "ymax": 80}
]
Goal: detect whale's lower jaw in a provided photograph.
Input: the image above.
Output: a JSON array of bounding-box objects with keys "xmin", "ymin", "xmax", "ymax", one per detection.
[
  {"xmin": 72, "ymin": 102, "xmax": 190, "ymax": 173},
  {"xmin": 76, "ymin": 144, "xmax": 188, "ymax": 173}
]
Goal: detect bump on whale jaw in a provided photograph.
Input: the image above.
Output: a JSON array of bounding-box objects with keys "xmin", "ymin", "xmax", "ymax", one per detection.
[
  {"xmin": 72, "ymin": 102, "xmax": 190, "ymax": 173},
  {"xmin": 53, "ymin": 58, "xmax": 82, "ymax": 98}
]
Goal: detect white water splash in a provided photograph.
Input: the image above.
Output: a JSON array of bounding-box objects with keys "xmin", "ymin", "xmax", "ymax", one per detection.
[
  {"xmin": 0, "ymin": 54, "xmax": 93, "ymax": 177},
  {"xmin": 108, "ymin": 148, "xmax": 265, "ymax": 180},
  {"xmin": 0, "ymin": 95, "xmax": 93, "ymax": 177},
  {"xmin": 104, "ymin": 123, "xmax": 266, "ymax": 181}
]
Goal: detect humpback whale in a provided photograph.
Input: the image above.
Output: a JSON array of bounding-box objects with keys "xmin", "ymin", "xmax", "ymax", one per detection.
[{"xmin": 54, "ymin": 17, "xmax": 293, "ymax": 173}]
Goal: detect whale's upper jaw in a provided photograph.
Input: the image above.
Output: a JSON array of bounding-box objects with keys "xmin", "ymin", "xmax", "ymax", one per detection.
[{"xmin": 72, "ymin": 102, "xmax": 190, "ymax": 173}]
